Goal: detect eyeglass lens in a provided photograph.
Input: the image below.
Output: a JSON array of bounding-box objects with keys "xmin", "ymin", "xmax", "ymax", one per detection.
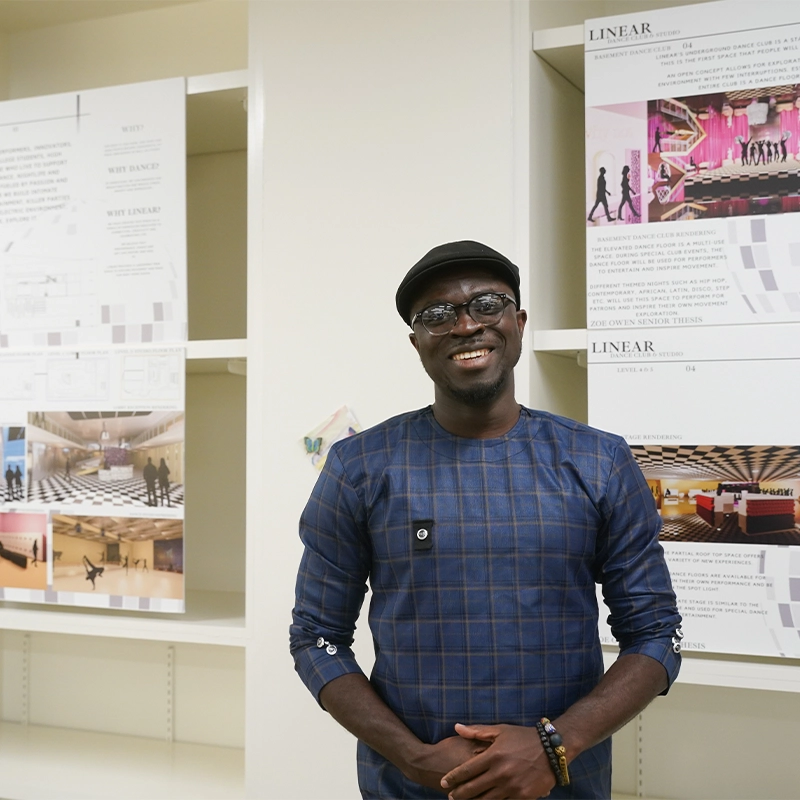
[{"xmin": 419, "ymin": 293, "xmax": 509, "ymax": 334}]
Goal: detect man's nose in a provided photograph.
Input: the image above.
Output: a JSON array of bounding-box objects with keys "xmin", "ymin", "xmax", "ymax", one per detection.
[{"xmin": 451, "ymin": 305, "xmax": 483, "ymax": 335}]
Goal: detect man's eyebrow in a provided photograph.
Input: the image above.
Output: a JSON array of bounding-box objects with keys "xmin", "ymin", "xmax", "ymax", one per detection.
[{"xmin": 419, "ymin": 298, "xmax": 451, "ymax": 307}]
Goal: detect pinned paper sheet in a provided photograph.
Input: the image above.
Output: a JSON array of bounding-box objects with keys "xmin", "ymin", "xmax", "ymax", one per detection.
[{"xmin": 302, "ymin": 406, "xmax": 361, "ymax": 471}]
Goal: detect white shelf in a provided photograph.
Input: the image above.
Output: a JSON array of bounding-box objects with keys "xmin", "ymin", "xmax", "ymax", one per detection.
[
  {"xmin": 532, "ymin": 328, "xmax": 587, "ymax": 355},
  {"xmin": 603, "ymin": 648, "xmax": 800, "ymax": 694},
  {"xmin": 187, "ymin": 338, "xmax": 247, "ymax": 374},
  {"xmin": 0, "ymin": 590, "xmax": 245, "ymax": 647},
  {"xmin": 187, "ymin": 338, "xmax": 247, "ymax": 360},
  {"xmin": 186, "ymin": 71, "xmax": 248, "ymax": 156},
  {"xmin": 532, "ymin": 24, "xmax": 584, "ymax": 92},
  {"xmin": 0, "ymin": 722, "xmax": 244, "ymax": 800},
  {"xmin": 187, "ymin": 70, "xmax": 248, "ymax": 95}
]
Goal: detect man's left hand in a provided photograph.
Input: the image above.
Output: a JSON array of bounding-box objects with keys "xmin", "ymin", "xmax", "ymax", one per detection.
[{"xmin": 439, "ymin": 723, "xmax": 556, "ymax": 800}]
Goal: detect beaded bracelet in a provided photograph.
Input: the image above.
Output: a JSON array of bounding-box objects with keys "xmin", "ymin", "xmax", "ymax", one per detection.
[
  {"xmin": 541, "ymin": 718, "xmax": 570, "ymax": 786},
  {"xmin": 534, "ymin": 721, "xmax": 564, "ymax": 786}
]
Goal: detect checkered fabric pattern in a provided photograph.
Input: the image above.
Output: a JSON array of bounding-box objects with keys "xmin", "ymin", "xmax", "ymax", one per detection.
[
  {"xmin": 291, "ymin": 407, "xmax": 681, "ymax": 799},
  {"xmin": 27, "ymin": 474, "xmax": 184, "ymax": 508},
  {"xmin": 630, "ymin": 444, "xmax": 800, "ymax": 483}
]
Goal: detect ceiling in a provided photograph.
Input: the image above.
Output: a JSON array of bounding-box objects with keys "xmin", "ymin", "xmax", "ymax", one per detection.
[
  {"xmin": 0, "ymin": 1, "xmax": 197, "ymax": 34},
  {"xmin": 52, "ymin": 512, "xmax": 183, "ymax": 541},
  {"xmin": 631, "ymin": 445, "xmax": 800, "ymax": 483},
  {"xmin": 41, "ymin": 410, "xmax": 184, "ymax": 448}
]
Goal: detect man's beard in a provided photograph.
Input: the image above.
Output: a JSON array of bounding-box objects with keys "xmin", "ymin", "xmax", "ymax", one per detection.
[{"xmin": 447, "ymin": 373, "xmax": 509, "ymax": 405}]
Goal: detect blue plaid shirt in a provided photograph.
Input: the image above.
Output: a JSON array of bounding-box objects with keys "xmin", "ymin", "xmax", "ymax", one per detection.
[{"xmin": 291, "ymin": 407, "xmax": 681, "ymax": 799}]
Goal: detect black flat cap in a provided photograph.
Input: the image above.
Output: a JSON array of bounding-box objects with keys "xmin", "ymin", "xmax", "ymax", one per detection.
[{"xmin": 396, "ymin": 240, "xmax": 520, "ymax": 326}]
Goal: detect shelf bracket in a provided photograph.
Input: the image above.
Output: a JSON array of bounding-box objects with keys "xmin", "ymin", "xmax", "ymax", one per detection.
[
  {"xmin": 166, "ymin": 644, "xmax": 175, "ymax": 742},
  {"xmin": 636, "ymin": 712, "xmax": 645, "ymax": 798},
  {"xmin": 21, "ymin": 632, "xmax": 31, "ymax": 726}
]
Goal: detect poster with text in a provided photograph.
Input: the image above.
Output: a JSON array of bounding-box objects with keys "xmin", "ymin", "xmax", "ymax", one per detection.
[
  {"xmin": 0, "ymin": 79, "xmax": 186, "ymax": 613},
  {"xmin": 0, "ymin": 79, "xmax": 186, "ymax": 349},
  {"xmin": 586, "ymin": 1, "xmax": 800, "ymax": 658}
]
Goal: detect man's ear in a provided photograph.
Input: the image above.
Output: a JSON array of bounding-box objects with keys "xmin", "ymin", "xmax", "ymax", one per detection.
[
  {"xmin": 409, "ymin": 332, "xmax": 420, "ymax": 354},
  {"xmin": 516, "ymin": 309, "xmax": 528, "ymax": 338}
]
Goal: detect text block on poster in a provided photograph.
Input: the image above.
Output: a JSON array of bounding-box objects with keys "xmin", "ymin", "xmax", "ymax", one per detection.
[{"xmin": 585, "ymin": 1, "xmax": 800, "ymax": 658}]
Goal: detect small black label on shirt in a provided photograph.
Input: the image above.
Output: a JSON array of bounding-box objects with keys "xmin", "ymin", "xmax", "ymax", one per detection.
[{"xmin": 412, "ymin": 519, "xmax": 434, "ymax": 551}]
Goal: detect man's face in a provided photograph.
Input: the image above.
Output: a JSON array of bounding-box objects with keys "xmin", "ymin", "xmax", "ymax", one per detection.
[{"xmin": 408, "ymin": 266, "xmax": 527, "ymax": 406}]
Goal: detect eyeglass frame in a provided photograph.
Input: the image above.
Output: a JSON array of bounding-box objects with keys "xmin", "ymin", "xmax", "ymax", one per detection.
[{"xmin": 409, "ymin": 291, "xmax": 517, "ymax": 336}]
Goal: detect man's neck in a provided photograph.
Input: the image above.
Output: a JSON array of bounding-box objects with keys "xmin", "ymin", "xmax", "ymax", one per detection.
[{"xmin": 431, "ymin": 391, "xmax": 521, "ymax": 439}]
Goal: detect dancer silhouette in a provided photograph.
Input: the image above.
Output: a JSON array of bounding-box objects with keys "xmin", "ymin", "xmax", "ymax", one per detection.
[
  {"xmin": 618, "ymin": 166, "xmax": 640, "ymax": 221},
  {"xmin": 83, "ymin": 555, "xmax": 105, "ymax": 590},
  {"xmin": 588, "ymin": 167, "xmax": 614, "ymax": 222},
  {"xmin": 157, "ymin": 458, "xmax": 171, "ymax": 507},
  {"xmin": 653, "ymin": 126, "xmax": 662, "ymax": 153},
  {"xmin": 143, "ymin": 457, "xmax": 158, "ymax": 506},
  {"xmin": 740, "ymin": 137, "xmax": 752, "ymax": 165}
]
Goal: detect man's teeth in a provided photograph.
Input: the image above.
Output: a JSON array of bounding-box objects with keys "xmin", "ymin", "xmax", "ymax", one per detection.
[{"xmin": 452, "ymin": 349, "xmax": 490, "ymax": 361}]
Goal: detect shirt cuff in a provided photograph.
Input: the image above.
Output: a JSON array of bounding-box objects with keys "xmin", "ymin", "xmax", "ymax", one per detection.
[
  {"xmin": 618, "ymin": 636, "xmax": 682, "ymax": 694},
  {"xmin": 293, "ymin": 641, "xmax": 366, "ymax": 706}
]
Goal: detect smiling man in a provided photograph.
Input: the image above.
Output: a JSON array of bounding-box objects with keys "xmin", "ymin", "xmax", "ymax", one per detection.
[{"xmin": 290, "ymin": 240, "xmax": 682, "ymax": 799}]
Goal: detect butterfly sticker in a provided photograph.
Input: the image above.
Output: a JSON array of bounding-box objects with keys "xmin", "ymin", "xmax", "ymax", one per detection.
[
  {"xmin": 304, "ymin": 436, "xmax": 323, "ymax": 455},
  {"xmin": 302, "ymin": 407, "xmax": 362, "ymax": 471}
]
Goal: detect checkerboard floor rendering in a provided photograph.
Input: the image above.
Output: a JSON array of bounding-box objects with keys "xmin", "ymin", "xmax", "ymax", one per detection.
[
  {"xmin": 0, "ymin": 486, "xmax": 25, "ymax": 503},
  {"xmin": 631, "ymin": 444, "xmax": 800, "ymax": 483},
  {"xmin": 660, "ymin": 513, "xmax": 800, "ymax": 546},
  {"xmin": 27, "ymin": 474, "xmax": 184, "ymax": 508}
]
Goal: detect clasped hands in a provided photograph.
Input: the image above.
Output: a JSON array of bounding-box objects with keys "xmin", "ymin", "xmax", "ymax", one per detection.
[{"xmin": 410, "ymin": 722, "xmax": 557, "ymax": 800}]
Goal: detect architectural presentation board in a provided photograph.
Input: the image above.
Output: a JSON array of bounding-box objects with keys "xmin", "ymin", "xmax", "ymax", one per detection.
[
  {"xmin": 584, "ymin": 0, "xmax": 800, "ymax": 658},
  {"xmin": 0, "ymin": 79, "xmax": 187, "ymax": 612}
]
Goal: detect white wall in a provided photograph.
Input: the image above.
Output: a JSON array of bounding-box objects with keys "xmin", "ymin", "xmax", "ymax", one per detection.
[
  {"xmin": 247, "ymin": 1, "xmax": 527, "ymax": 796},
  {"xmin": 6, "ymin": 0, "xmax": 246, "ymax": 98}
]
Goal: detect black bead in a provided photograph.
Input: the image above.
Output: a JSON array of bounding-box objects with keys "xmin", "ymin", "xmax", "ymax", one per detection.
[{"xmin": 549, "ymin": 733, "xmax": 563, "ymax": 747}]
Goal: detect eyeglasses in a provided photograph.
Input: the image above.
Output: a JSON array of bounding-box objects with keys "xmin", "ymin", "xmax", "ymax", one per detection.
[{"xmin": 410, "ymin": 292, "xmax": 516, "ymax": 336}]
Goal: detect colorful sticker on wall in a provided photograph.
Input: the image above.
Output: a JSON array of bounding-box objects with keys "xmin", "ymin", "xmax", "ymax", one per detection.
[{"xmin": 302, "ymin": 406, "xmax": 361, "ymax": 471}]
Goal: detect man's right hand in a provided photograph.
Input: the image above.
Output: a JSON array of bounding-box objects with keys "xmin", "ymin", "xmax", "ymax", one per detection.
[
  {"xmin": 404, "ymin": 735, "xmax": 489, "ymax": 794},
  {"xmin": 320, "ymin": 674, "xmax": 488, "ymax": 795}
]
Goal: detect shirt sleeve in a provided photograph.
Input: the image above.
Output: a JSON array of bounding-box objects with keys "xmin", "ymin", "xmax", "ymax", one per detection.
[
  {"xmin": 595, "ymin": 440, "xmax": 682, "ymax": 691},
  {"xmin": 290, "ymin": 449, "xmax": 371, "ymax": 704}
]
